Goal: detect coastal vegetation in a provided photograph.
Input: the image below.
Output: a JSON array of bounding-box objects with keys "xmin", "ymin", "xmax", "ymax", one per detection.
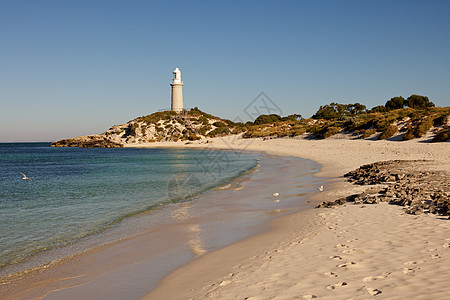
[
  {"xmin": 51, "ymin": 94, "xmax": 449, "ymax": 147},
  {"xmin": 241, "ymin": 94, "xmax": 448, "ymax": 141}
]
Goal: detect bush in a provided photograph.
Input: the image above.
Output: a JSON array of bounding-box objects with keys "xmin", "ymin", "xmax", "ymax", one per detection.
[
  {"xmin": 316, "ymin": 126, "xmax": 341, "ymax": 139},
  {"xmin": 188, "ymin": 133, "xmax": 201, "ymax": 141},
  {"xmin": 370, "ymin": 105, "xmax": 387, "ymax": 113},
  {"xmin": 402, "ymin": 130, "xmax": 415, "ymax": 141},
  {"xmin": 378, "ymin": 125, "xmax": 398, "ymax": 140},
  {"xmin": 207, "ymin": 127, "xmax": 230, "ymax": 138},
  {"xmin": 402, "ymin": 116, "xmax": 432, "ymax": 141},
  {"xmin": 200, "ymin": 116, "xmax": 209, "ymax": 125},
  {"xmin": 293, "ymin": 128, "xmax": 307, "ymax": 136},
  {"xmin": 198, "ymin": 125, "xmax": 211, "ymax": 135},
  {"xmin": 431, "ymin": 129, "xmax": 450, "ymax": 142},
  {"xmin": 362, "ymin": 128, "xmax": 377, "ymax": 139},
  {"xmin": 212, "ymin": 121, "xmax": 226, "ymax": 127},
  {"xmin": 254, "ymin": 114, "xmax": 282, "ymax": 125}
]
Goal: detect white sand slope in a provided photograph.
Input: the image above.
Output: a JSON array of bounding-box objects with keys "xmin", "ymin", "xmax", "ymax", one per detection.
[
  {"xmin": 145, "ymin": 136, "xmax": 450, "ymax": 300},
  {"xmin": 195, "ymin": 203, "xmax": 450, "ymax": 299}
]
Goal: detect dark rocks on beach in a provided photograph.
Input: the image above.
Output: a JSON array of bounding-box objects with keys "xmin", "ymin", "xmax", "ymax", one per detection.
[
  {"xmin": 317, "ymin": 160, "xmax": 450, "ymax": 216},
  {"xmin": 51, "ymin": 136, "xmax": 123, "ymax": 148}
]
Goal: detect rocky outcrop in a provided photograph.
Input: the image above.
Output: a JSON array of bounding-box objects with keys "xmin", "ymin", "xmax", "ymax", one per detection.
[
  {"xmin": 52, "ymin": 108, "xmax": 243, "ymax": 148},
  {"xmin": 51, "ymin": 135, "xmax": 123, "ymax": 148},
  {"xmin": 317, "ymin": 160, "xmax": 450, "ymax": 216}
]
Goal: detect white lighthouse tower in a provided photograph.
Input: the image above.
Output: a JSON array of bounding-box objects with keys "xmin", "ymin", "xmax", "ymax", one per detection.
[{"xmin": 170, "ymin": 67, "xmax": 184, "ymax": 112}]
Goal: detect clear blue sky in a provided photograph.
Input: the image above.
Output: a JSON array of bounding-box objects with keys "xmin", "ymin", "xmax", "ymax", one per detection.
[{"xmin": 1, "ymin": 0, "xmax": 449, "ymax": 142}]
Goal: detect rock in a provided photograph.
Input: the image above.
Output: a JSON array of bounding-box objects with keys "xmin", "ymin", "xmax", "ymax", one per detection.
[
  {"xmin": 340, "ymin": 160, "xmax": 450, "ymax": 216},
  {"xmin": 51, "ymin": 136, "xmax": 123, "ymax": 148}
]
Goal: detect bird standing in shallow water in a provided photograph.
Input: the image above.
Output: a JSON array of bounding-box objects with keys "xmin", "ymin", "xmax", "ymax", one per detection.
[
  {"xmin": 318, "ymin": 185, "xmax": 324, "ymax": 192},
  {"xmin": 20, "ymin": 172, "xmax": 32, "ymax": 181},
  {"xmin": 272, "ymin": 192, "xmax": 279, "ymax": 197}
]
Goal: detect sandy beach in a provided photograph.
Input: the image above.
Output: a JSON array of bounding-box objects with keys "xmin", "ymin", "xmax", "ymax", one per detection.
[
  {"xmin": 1, "ymin": 136, "xmax": 448, "ymax": 300},
  {"xmin": 144, "ymin": 135, "xmax": 450, "ymax": 299}
]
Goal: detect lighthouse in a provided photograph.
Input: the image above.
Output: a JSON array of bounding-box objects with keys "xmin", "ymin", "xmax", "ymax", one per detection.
[{"xmin": 170, "ymin": 67, "xmax": 184, "ymax": 112}]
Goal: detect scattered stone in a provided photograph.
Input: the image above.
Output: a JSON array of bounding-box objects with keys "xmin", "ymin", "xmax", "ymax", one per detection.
[{"xmin": 317, "ymin": 160, "xmax": 449, "ymax": 216}]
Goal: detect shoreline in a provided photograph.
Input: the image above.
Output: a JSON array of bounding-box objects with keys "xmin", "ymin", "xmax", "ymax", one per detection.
[
  {"xmin": 144, "ymin": 136, "xmax": 450, "ymax": 299},
  {"xmin": 1, "ymin": 136, "xmax": 448, "ymax": 299},
  {"xmin": 0, "ymin": 149, "xmax": 322, "ymax": 299}
]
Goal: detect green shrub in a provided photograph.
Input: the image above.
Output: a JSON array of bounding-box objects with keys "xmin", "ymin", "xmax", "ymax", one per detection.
[
  {"xmin": 293, "ymin": 127, "xmax": 307, "ymax": 136},
  {"xmin": 362, "ymin": 128, "xmax": 377, "ymax": 139},
  {"xmin": 433, "ymin": 115, "xmax": 446, "ymax": 126},
  {"xmin": 415, "ymin": 116, "xmax": 434, "ymax": 137},
  {"xmin": 254, "ymin": 114, "xmax": 282, "ymax": 125},
  {"xmin": 188, "ymin": 133, "xmax": 201, "ymax": 141},
  {"xmin": 198, "ymin": 125, "xmax": 211, "ymax": 135},
  {"xmin": 431, "ymin": 129, "xmax": 450, "ymax": 142},
  {"xmin": 402, "ymin": 130, "xmax": 415, "ymax": 141},
  {"xmin": 378, "ymin": 125, "xmax": 398, "ymax": 140},
  {"xmin": 200, "ymin": 116, "xmax": 209, "ymax": 125},
  {"xmin": 213, "ymin": 121, "xmax": 226, "ymax": 127},
  {"xmin": 316, "ymin": 126, "xmax": 341, "ymax": 139},
  {"xmin": 207, "ymin": 127, "xmax": 230, "ymax": 138}
]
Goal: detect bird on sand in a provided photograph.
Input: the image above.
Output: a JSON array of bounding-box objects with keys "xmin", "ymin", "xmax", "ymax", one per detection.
[
  {"xmin": 318, "ymin": 185, "xmax": 324, "ymax": 192},
  {"xmin": 20, "ymin": 172, "xmax": 32, "ymax": 181},
  {"xmin": 272, "ymin": 192, "xmax": 279, "ymax": 197}
]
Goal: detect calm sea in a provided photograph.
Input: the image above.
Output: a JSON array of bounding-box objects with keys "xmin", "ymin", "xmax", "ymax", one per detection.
[{"xmin": 0, "ymin": 143, "xmax": 258, "ymax": 271}]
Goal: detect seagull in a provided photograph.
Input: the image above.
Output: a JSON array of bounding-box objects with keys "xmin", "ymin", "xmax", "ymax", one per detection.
[
  {"xmin": 20, "ymin": 172, "xmax": 32, "ymax": 181},
  {"xmin": 318, "ymin": 185, "xmax": 324, "ymax": 192},
  {"xmin": 272, "ymin": 192, "xmax": 279, "ymax": 197}
]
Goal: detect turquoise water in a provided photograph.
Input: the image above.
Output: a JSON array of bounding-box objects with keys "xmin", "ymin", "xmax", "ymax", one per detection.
[{"xmin": 0, "ymin": 143, "xmax": 258, "ymax": 270}]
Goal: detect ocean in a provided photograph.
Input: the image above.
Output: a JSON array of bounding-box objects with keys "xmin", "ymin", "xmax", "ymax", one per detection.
[{"xmin": 0, "ymin": 143, "xmax": 259, "ymax": 272}]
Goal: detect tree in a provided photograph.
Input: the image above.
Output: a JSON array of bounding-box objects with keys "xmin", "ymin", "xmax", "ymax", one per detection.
[
  {"xmin": 385, "ymin": 97, "xmax": 405, "ymax": 110},
  {"xmin": 347, "ymin": 103, "xmax": 367, "ymax": 115},
  {"xmin": 281, "ymin": 114, "xmax": 303, "ymax": 122},
  {"xmin": 405, "ymin": 94, "xmax": 434, "ymax": 109},
  {"xmin": 370, "ymin": 105, "xmax": 387, "ymax": 113},
  {"xmin": 312, "ymin": 102, "xmax": 366, "ymax": 120}
]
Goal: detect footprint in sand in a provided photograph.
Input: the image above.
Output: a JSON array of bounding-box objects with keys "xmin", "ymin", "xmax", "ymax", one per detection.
[
  {"xmin": 326, "ymin": 281, "xmax": 347, "ymax": 290},
  {"xmin": 431, "ymin": 254, "xmax": 440, "ymax": 259},
  {"xmin": 363, "ymin": 273, "xmax": 390, "ymax": 282},
  {"xmin": 420, "ymin": 248, "xmax": 437, "ymax": 253},
  {"xmin": 403, "ymin": 260, "xmax": 425, "ymax": 265},
  {"xmin": 329, "ymin": 255, "xmax": 343, "ymax": 260},
  {"xmin": 302, "ymin": 295, "xmax": 317, "ymax": 299},
  {"xmin": 219, "ymin": 280, "xmax": 232, "ymax": 287},
  {"xmin": 402, "ymin": 267, "xmax": 418, "ymax": 275},
  {"xmin": 336, "ymin": 244, "xmax": 349, "ymax": 249},
  {"xmin": 342, "ymin": 249, "xmax": 355, "ymax": 254},
  {"xmin": 324, "ymin": 271, "xmax": 338, "ymax": 277},
  {"xmin": 443, "ymin": 242, "xmax": 450, "ymax": 248},
  {"xmin": 337, "ymin": 262, "xmax": 356, "ymax": 268},
  {"xmin": 366, "ymin": 287, "xmax": 382, "ymax": 296},
  {"xmin": 346, "ymin": 238, "xmax": 359, "ymax": 243}
]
